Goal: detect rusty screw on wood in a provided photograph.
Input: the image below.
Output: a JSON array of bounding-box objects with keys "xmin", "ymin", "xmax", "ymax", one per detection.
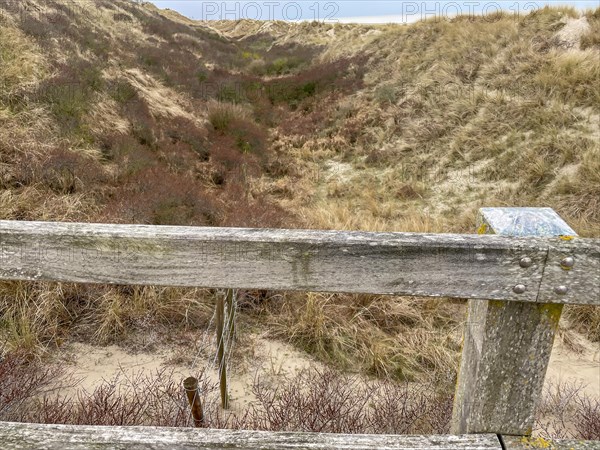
[
  {"xmin": 519, "ymin": 257, "xmax": 533, "ymax": 268},
  {"xmin": 513, "ymin": 284, "xmax": 526, "ymax": 294},
  {"xmin": 560, "ymin": 257, "xmax": 575, "ymax": 270},
  {"xmin": 183, "ymin": 376, "xmax": 204, "ymax": 427}
]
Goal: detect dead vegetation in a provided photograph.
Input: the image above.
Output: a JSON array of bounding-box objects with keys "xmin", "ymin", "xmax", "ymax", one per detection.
[{"xmin": 1, "ymin": 352, "xmax": 597, "ymax": 439}]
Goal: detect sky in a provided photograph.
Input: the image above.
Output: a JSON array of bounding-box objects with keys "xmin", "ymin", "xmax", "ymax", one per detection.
[{"xmin": 149, "ymin": 1, "xmax": 599, "ymax": 23}]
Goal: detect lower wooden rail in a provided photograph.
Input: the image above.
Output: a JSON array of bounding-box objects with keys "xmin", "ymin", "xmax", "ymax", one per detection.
[{"xmin": 0, "ymin": 422, "xmax": 596, "ymax": 449}]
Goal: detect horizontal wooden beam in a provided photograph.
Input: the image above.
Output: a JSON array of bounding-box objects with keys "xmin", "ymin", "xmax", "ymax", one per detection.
[
  {"xmin": 0, "ymin": 422, "xmax": 503, "ymax": 449},
  {"xmin": 1, "ymin": 422, "xmax": 596, "ymax": 449},
  {"xmin": 0, "ymin": 221, "xmax": 598, "ymax": 304}
]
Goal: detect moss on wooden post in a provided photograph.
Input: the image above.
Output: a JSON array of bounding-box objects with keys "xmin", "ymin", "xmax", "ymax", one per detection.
[{"xmin": 451, "ymin": 207, "xmax": 578, "ymax": 435}]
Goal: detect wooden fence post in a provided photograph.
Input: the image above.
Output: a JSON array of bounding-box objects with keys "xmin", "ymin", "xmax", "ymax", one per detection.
[
  {"xmin": 451, "ymin": 207, "xmax": 578, "ymax": 435},
  {"xmin": 226, "ymin": 289, "xmax": 236, "ymax": 346},
  {"xmin": 183, "ymin": 376, "xmax": 205, "ymax": 427},
  {"xmin": 216, "ymin": 290, "xmax": 229, "ymax": 409}
]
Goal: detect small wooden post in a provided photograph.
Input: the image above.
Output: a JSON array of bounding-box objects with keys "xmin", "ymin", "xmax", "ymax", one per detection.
[
  {"xmin": 183, "ymin": 376, "xmax": 204, "ymax": 427},
  {"xmin": 216, "ymin": 291, "xmax": 229, "ymax": 409},
  {"xmin": 451, "ymin": 207, "xmax": 578, "ymax": 435},
  {"xmin": 226, "ymin": 289, "xmax": 236, "ymax": 345}
]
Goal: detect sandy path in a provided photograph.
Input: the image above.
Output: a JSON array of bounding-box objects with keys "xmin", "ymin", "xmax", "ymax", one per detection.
[
  {"xmin": 59, "ymin": 333, "xmax": 598, "ymax": 412},
  {"xmin": 545, "ymin": 336, "xmax": 600, "ymax": 397},
  {"xmin": 60, "ymin": 337, "xmax": 318, "ymax": 410}
]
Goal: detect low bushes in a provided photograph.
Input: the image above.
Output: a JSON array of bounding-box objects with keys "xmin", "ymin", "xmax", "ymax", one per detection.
[
  {"xmin": 35, "ymin": 60, "xmax": 104, "ymax": 141},
  {"xmin": 207, "ymin": 101, "xmax": 269, "ymax": 170},
  {"xmin": 207, "ymin": 101, "xmax": 249, "ymax": 132},
  {"xmin": 7, "ymin": 145, "xmax": 107, "ymax": 195},
  {"xmin": 0, "ymin": 351, "xmax": 67, "ymax": 421},
  {"xmin": 2, "ymin": 358, "xmax": 596, "ymax": 439},
  {"xmin": 265, "ymin": 56, "xmax": 367, "ymax": 111},
  {"xmin": 0, "ymin": 359, "xmax": 452, "ymax": 433},
  {"xmin": 104, "ymin": 166, "xmax": 218, "ymax": 226},
  {"xmin": 537, "ymin": 380, "xmax": 600, "ymax": 440}
]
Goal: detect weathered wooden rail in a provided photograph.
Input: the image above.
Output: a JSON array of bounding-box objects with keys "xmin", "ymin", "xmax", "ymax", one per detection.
[{"xmin": 0, "ymin": 207, "xmax": 599, "ymax": 449}]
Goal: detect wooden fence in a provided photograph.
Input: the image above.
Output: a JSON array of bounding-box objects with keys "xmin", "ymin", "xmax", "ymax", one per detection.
[{"xmin": 0, "ymin": 207, "xmax": 598, "ymax": 449}]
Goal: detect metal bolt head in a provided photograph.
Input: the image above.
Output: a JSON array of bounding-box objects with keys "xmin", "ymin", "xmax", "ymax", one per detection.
[
  {"xmin": 513, "ymin": 284, "xmax": 527, "ymax": 294},
  {"xmin": 560, "ymin": 257, "xmax": 575, "ymax": 270},
  {"xmin": 554, "ymin": 285, "xmax": 569, "ymax": 295},
  {"xmin": 519, "ymin": 257, "xmax": 533, "ymax": 268}
]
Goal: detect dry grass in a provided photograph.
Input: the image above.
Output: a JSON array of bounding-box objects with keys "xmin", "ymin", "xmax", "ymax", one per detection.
[
  {"xmin": 581, "ymin": 9, "xmax": 600, "ymax": 49},
  {"xmin": 0, "ymin": 23, "xmax": 47, "ymax": 94},
  {"xmin": 269, "ymin": 7, "xmax": 600, "ymax": 240},
  {"xmin": 0, "ymin": 283, "xmax": 216, "ymax": 355},
  {"xmin": 259, "ymin": 292, "xmax": 463, "ymax": 383},
  {"xmin": 252, "ymin": 6, "xmax": 600, "ymax": 364},
  {"xmin": 563, "ymin": 305, "xmax": 600, "ymax": 342},
  {"xmin": 207, "ymin": 100, "xmax": 250, "ymax": 132}
]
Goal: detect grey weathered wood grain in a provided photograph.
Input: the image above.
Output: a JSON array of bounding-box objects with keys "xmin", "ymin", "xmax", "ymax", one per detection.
[
  {"xmin": 475, "ymin": 208, "xmax": 600, "ymax": 304},
  {"xmin": 502, "ymin": 435, "xmax": 600, "ymax": 449},
  {"xmin": 1, "ymin": 221, "xmax": 598, "ymax": 304},
  {"xmin": 537, "ymin": 239, "xmax": 600, "ymax": 305},
  {"xmin": 0, "ymin": 422, "xmax": 503, "ymax": 449},
  {"xmin": 451, "ymin": 299, "xmax": 563, "ymax": 435},
  {"xmin": 452, "ymin": 208, "xmax": 574, "ymax": 436}
]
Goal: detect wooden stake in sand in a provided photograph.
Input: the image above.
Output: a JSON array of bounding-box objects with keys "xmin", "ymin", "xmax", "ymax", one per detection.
[
  {"xmin": 226, "ymin": 289, "xmax": 236, "ymax": 353},
  {"xmin": 183, "ymin": 376, "xmax": 204, "ymax": 427},
  {"xmin": 216, "ymin": 291, "xmax": 229, "ymax": 409}
]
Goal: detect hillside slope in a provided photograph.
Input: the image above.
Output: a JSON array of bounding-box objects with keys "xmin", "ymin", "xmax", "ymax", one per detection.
[
  {"xmin": 0, "ymin": 0, "xmax": 299, "ymax": 228},
  {"xmin": 226, "ymin": 9, "xmax": 600, "ymax": 236}
]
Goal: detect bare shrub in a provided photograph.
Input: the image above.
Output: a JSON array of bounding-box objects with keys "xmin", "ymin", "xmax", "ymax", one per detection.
[
  {"xmin": 13, "ymin": 147, "xmax": 107, "ymax": 194},
  {"xmin": 157, "ymin": 117, "xmax": 210, "ymax": 172},
  {"xmin": 34, "ymin": 368, "xmax": 203, "ymax": 426},
  {"xmin": 248, "ymin": 367, "xmax": 371, "ymax": 433},
  {"xmin": 573, "ymin": 395, "xmax": 600, "ymax": 440},
  {"xmin": 206, "ymin": 101, "xmax": 270, "ymax": 183},
  {"xmin": 246, "ymin": 367, "xmax": 452, "ymax": 434},
  {"xmin": 266, "ymin": 56, "xmax": 367, "ymax": 111},
  {"xmin": 536, "ymin": 380, "xmax": 600, "ymax": 440},
  {"xmin": 209, "ymin": 135, "xmax": 255, "ymax": 174},
  {"xmin": 0, "ymin": 350, "xmax": 67, "ymax": 422},
  {"xmin": 1, "ymin": 358, "xmax": 596, "ymax": 440},
  {"xmin": 103, "ymin": 166, "xmax": 218, "ymax": 226},
  {"xmin": 221, "ymin": 189, "xmax": 293, "ymax": 228},
  {"xmin": 13, "ymin": 363, "xmax": 452, "ymax": 434}
]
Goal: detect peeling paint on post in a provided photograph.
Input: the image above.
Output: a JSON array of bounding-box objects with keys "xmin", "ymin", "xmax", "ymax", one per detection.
[{"xmin": 451, "ymin": 207, "xmax": 576, "ymax": 435}]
